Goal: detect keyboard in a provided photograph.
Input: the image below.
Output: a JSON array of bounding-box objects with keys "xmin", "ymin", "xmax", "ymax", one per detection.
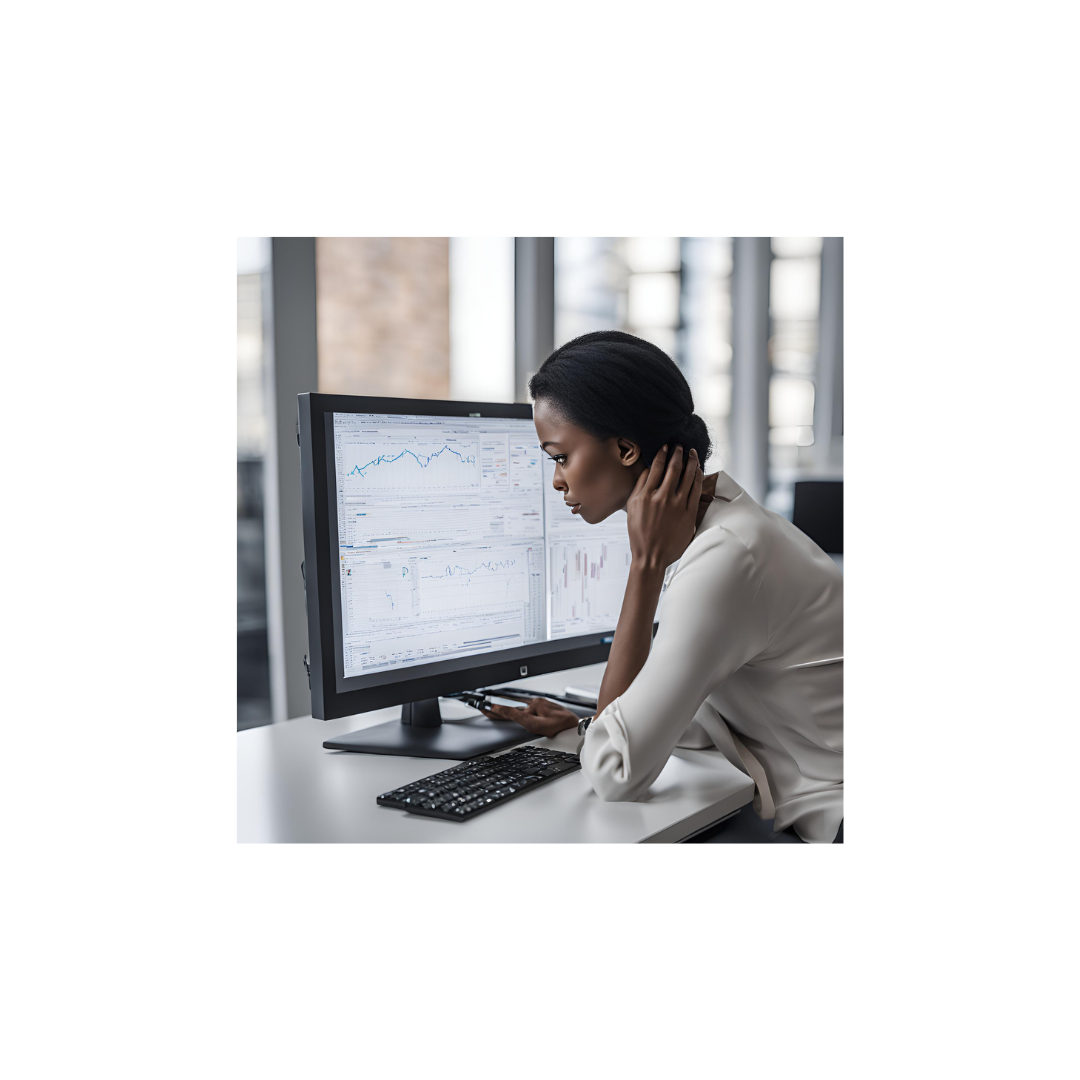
[{"xmin": 377, "ymin": 745, "xmax": 581, "ymax": 821}]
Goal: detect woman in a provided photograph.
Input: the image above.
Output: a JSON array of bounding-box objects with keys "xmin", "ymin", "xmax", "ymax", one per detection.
[{"xmin": 479, "ymin": 331, "xmax": 844, "ymax": 843}]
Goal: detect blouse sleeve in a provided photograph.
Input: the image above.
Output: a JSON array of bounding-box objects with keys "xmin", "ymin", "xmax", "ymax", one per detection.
[{"xmin": 578, "ymin": 526, "xmax": 768, "ymax": 802}]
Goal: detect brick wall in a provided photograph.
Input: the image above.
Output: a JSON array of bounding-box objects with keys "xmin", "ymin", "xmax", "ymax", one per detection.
[{"xmin": 315, "ymin": 237, "xmax": 450, "ymax": 398}]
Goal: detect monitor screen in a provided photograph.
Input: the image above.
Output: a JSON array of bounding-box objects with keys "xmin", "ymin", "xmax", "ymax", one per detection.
[{"xmin": 331, "ymin": 410, "xmax": 637, "ymax": 679}]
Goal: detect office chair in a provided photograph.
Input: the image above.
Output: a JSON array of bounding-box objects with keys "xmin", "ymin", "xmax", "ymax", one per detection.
[
  {"xmin": 792, "ymin": 480, "xmax": 843, "ymax": 555},
  {"xmin": 790, "ymin": 479, "xmax": 838, "ymax": 842}
]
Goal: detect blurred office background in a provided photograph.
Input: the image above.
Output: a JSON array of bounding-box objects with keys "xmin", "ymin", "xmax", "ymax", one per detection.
[{"xmin": 237, "ymin": 237, "xmax": 843, "ymax": 730}]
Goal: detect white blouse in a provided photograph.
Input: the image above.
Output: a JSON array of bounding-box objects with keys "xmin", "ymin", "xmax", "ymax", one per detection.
[{"xmin": 578, "ymin": 471, "xmax": 844, "ymax": 843}]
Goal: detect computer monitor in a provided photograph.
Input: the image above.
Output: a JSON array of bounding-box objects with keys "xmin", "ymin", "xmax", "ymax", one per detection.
[{"xmin": 298, "ymin": 393, "xmax": 649, "ymax": 759}]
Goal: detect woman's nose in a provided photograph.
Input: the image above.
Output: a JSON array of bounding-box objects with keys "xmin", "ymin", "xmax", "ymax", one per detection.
[{"xmin": 551, "ymin": 468, "xmax": 567, "ymax": 492}]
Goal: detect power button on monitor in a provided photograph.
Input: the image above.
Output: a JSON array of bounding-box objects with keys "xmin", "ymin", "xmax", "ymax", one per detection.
[{"xmin": 520, "ymin": 666, "xmax": 528, "ymax": 676}]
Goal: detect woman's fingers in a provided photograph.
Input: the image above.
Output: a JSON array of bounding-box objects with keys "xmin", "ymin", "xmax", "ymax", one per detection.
[
  {"xmin": 675, "ymin": 448, "xmax": 698, "ymax": 502},
  {"xmin": 647, "ymin": 444, "xmax": 669, "ymax": 489},
  {"xmin": 678, "ymin": 451, "xmax": 704, "ymax": 509},
  {"xmin": 479, "ymin": 698, "xmax": 549, "ymax": 725},
  {"xmin": 479, "ymin": 699, "xmax": 524, "ymax": 725},
  {"xmin": 478, "ymin": 702, "xmax": 521, "ymax": 721},
  {"xmin": 648, "ymin": 442, "xmax": 682, "ymax": 501},
  {"xmin": 648, "ymin": 444, "xmax": 703, "ymax": 506},
  {"xmin": 689, "ymin": 460, "xmax": 704, "ymax": 510},
  {"xmin": 658, "ymin": 445, "xmax": 683, "ymax": 498}
]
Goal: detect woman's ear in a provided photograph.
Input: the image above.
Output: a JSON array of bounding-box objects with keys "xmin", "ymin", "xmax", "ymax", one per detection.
[{"xmin": 614, "ymin": 437, "xmax": 641, "ymax": 467}]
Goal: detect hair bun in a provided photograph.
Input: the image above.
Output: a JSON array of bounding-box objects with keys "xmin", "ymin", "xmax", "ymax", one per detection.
[{"xmin": 682, "ymin": 412, "xmax": 708, "ymax": 464}]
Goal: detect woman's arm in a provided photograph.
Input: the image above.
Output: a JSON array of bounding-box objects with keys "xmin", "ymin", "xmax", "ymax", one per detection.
[
  {"xmin": 581, "ymin": 527, "xmax": 767, "ymax": 801},
  {"xmin": 597, "ymin": 444, "xmax": 704, "ymax": 716},
  {"xmin": 595, "ymin": 563, "xmax": 666, "ymax": 717}
]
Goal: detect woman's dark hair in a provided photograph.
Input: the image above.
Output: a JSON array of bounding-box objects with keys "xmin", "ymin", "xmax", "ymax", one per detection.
[{"xmin": 528, "ymin": 330, "xmax": 712, "ymax": 467}]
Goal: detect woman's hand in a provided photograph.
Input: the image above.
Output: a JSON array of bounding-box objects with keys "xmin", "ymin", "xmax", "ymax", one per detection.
[
  {"xmin": 476, "ymin": 697, "xmax": 581, "ymax": 738},
  {"xmin": 625, "ymin": 445, "xmax": 706, "ymax": 571}
]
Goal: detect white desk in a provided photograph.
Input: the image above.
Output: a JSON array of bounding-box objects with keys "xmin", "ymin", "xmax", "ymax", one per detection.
[{"xmin": 237, "ymin": 663, "xmax": 755, "ymax": 843}]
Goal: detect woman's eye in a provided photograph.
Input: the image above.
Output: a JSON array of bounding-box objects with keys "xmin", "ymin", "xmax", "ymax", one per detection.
[{"xmin": 553, "ymin": 455, "xmax": 567, "ymax": 465}]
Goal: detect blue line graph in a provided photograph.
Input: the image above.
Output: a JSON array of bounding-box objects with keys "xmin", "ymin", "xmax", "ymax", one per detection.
[
  {"xmin": 342, "ymin": 441, "xmax": 481, "ymax": 493},
  {"xmin": 349, "ymin": 444, "xmax": 477, "ymax": 477}
]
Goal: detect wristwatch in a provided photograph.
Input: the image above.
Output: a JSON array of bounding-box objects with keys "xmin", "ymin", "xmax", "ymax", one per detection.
[{"xmin": 577, "ymin": 714, "xmax": 596, "ymax": 736}]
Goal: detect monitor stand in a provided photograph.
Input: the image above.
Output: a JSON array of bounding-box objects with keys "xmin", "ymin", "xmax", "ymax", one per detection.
[{"xmin": 322, "ymin": 697, "xmax": 538, "ymax": 759}]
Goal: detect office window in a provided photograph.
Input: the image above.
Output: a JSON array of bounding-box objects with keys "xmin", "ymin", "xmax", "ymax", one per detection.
[
  {"xmin": 681, "ymin": 237, "xmax": 734, "ymax": 472},
  {"xmin": 237, "ymin": 239, "xmax": 272, "ymax": 730},
  {"xmin": 449, "ymin": 237, "xmax": 515, "ymax": 403},
  {"xmin": 768, "ymin": 237, "xmax": 822, "ymax": 513},
  {"xmin": 554, "ymin": 237, "xmax": 733, "ymax": 472}
]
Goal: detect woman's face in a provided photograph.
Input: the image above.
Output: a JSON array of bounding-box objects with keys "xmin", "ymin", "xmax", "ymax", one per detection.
[{"xmin": 533, "ymin": 398, "xmax": 644, "ymax": 524}]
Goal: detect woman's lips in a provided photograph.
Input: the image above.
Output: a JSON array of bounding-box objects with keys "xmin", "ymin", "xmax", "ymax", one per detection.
[{"xmin": 569, "ymin": 503, "xmax": 581, "ymax": 514}]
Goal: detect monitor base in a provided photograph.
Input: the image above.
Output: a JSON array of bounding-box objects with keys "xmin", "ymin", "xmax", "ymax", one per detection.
[{"xmin": 323, "ymin": 712, "xmax": 536, "ymax": 760}]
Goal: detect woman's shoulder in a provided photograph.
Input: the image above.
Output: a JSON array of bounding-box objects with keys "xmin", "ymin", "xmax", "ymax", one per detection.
[{"xmin": 679, "ymin": 524, "xmax": 758, "ymax": 584}]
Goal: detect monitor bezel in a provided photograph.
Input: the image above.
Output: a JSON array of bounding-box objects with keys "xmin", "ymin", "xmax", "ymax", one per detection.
[{"xmin": 298, "ymin": 392, "xmax": 617, "ymax": 720}]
